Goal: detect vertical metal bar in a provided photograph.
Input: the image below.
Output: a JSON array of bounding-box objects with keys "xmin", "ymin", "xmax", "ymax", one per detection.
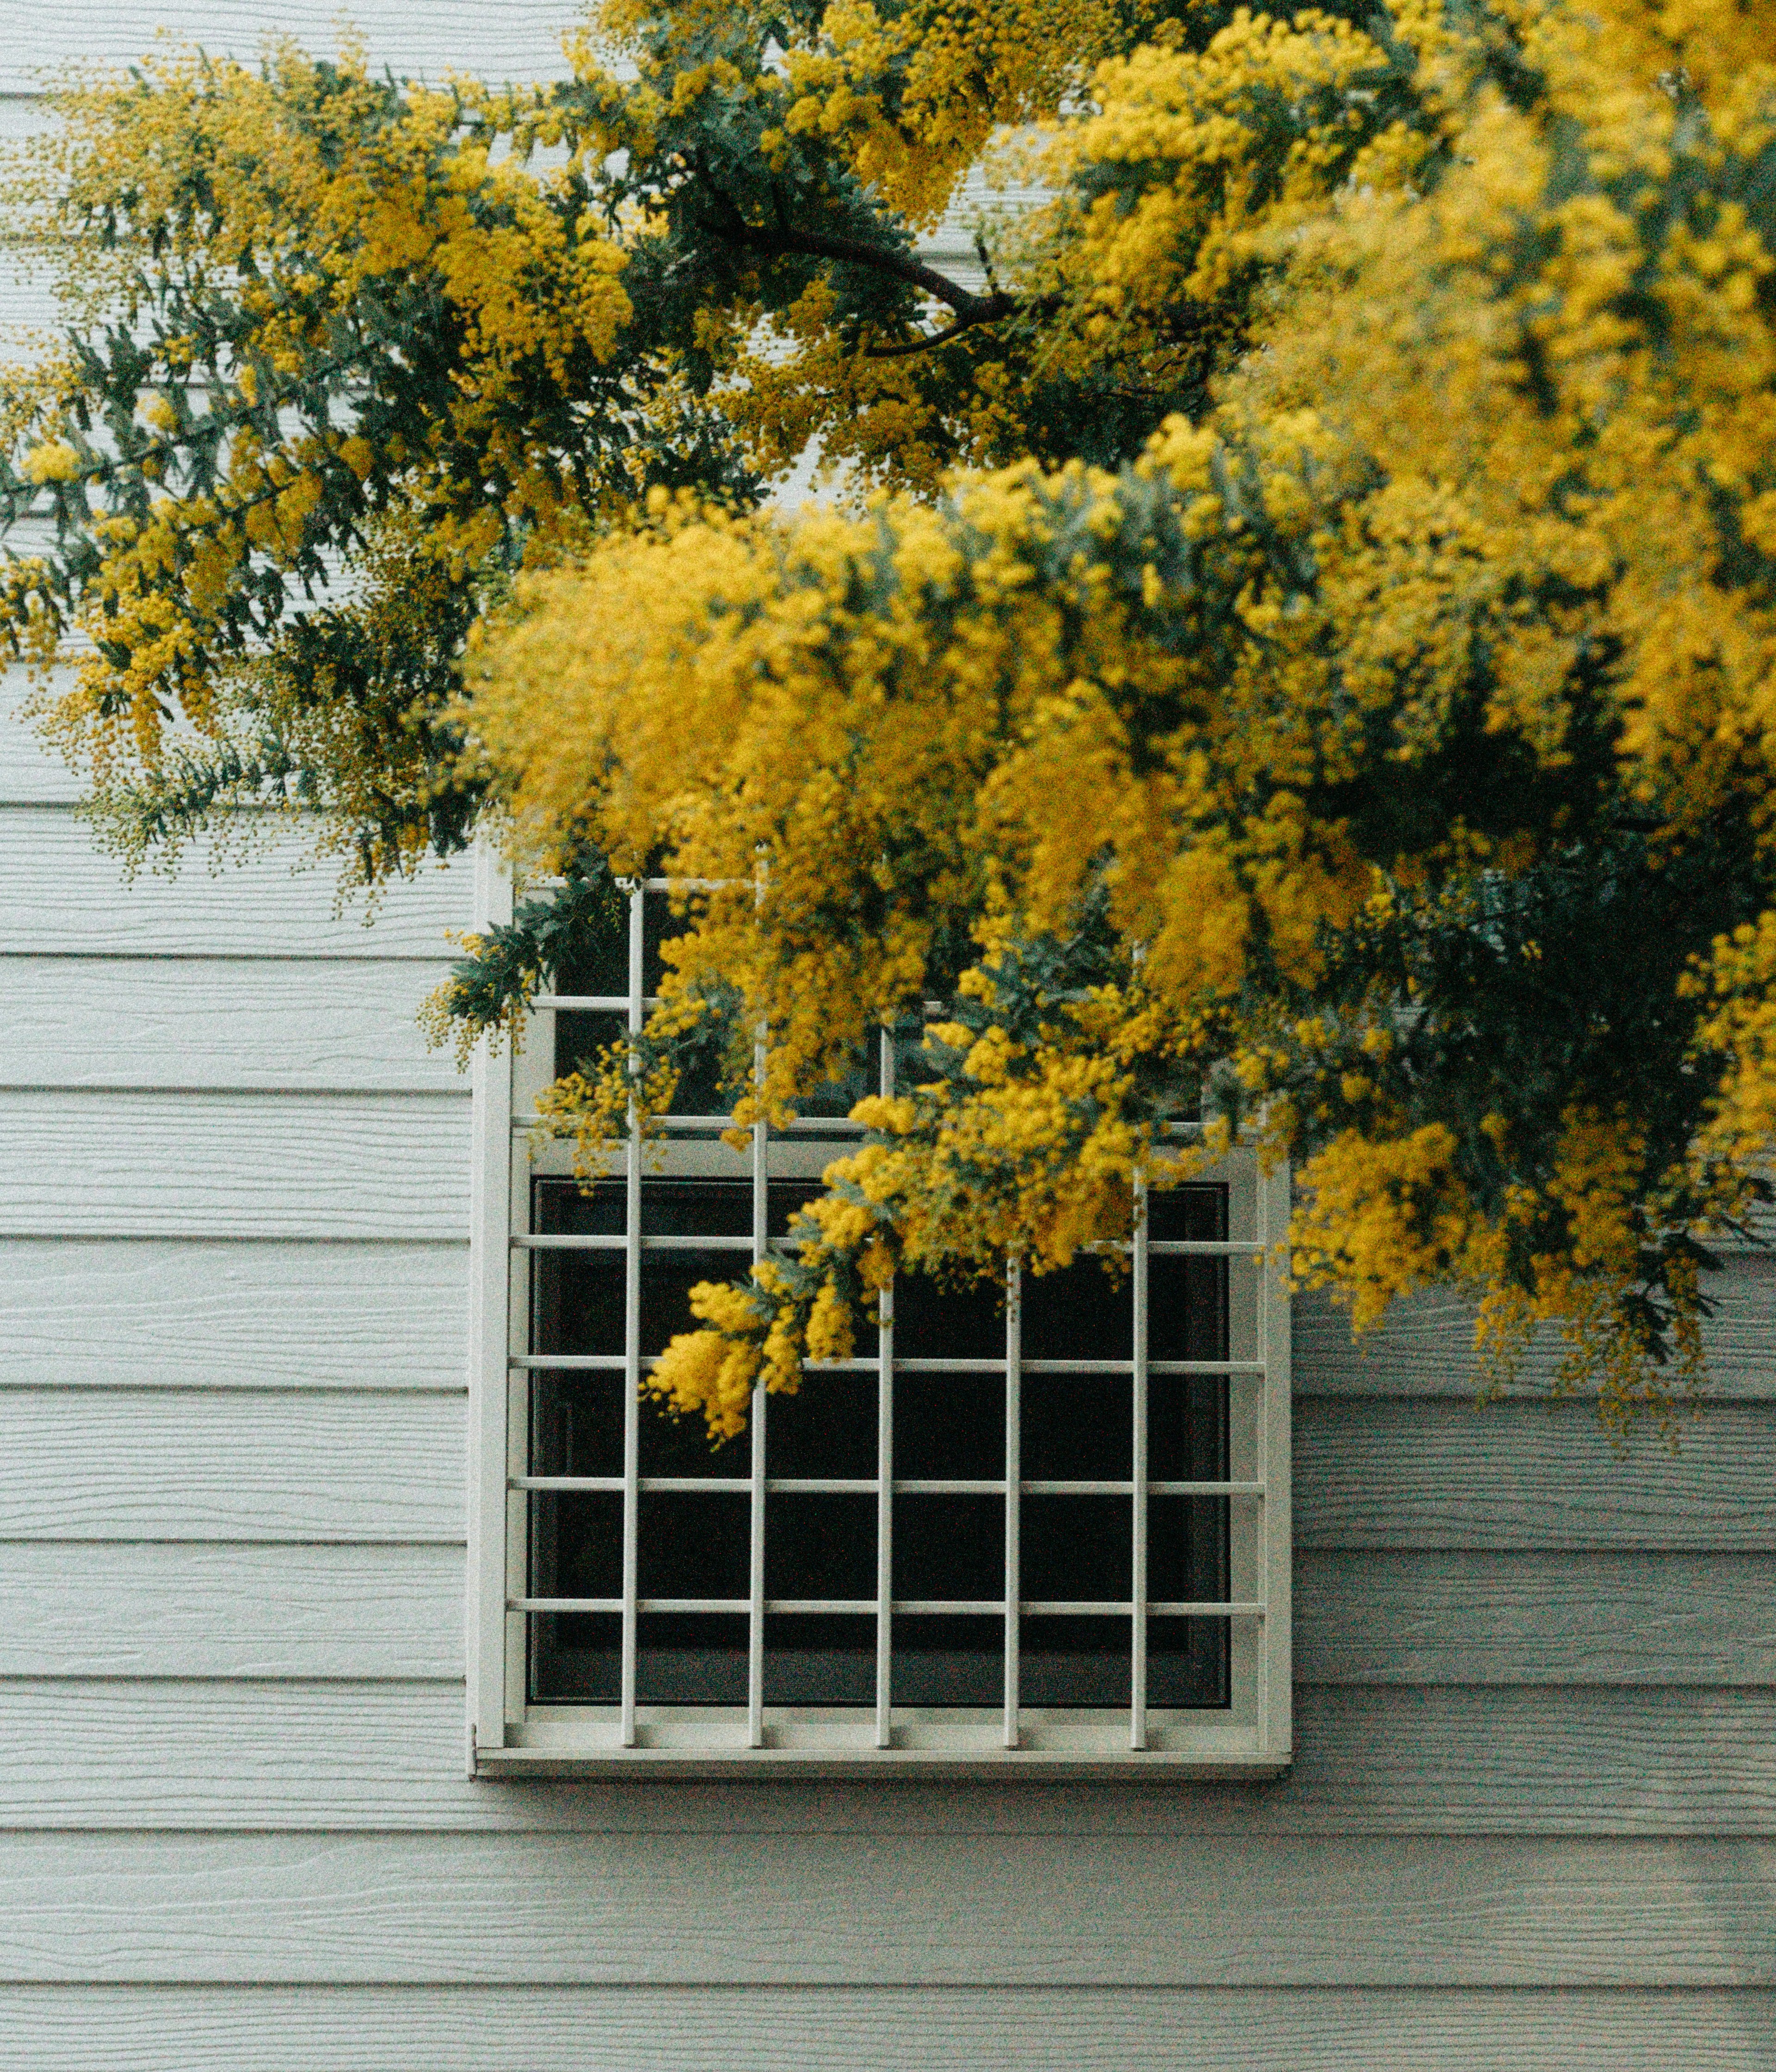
[
  {"xmin": 1258, "ymin": 1155, "xmax": 1293, "ymax": 1764},
  {"xmin": 875, "ymin": 1025, "xmax": 895, "ymax": 1749},
  {"xmin": 745, "ymin": 857, "xmax": 771, "ymax": 1747},
  {"xmin": 747, "ymin": 986, "xmax": 769, "ymax": 1750},
  {"xmin": 620, "ymin": 882, "xmax": 644, "ymax": 1747},
  {"xmin": 1003, "ymin": 1256, "xmax": 1021, "ymax": 1751},
  {"xmin": 466, "ymin": 838, "xmax": 514, "ymax": 1770},
  {"xmin": 1253, "ymin": 1148, "xmax": 1270, "ymax": 1743},
  {"xmin": 1130, "ymin": 1172, "xmax": 1149, "ymax": 1751}
]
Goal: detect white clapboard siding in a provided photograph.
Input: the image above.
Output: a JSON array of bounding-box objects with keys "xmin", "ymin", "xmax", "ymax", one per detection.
[
  {"xmin": 5, "ymin": 1830, "xmax": 1776, "ymax": 1984},
  {"xmin": 1296, "ymin": 1275, "xmax": 1776, "ymax": 1398},
  {"xmin": 0, "ymin": 1237, "xmax": 466, "ymax": 1388},
  {"xmin": 11, "ymin": 1537, "xmax": 1774, "ymax": 1689},
  {"xmin": 0, "ymin": 808, "xmax": 470, "ymax": 954},
  {"xmin": 5, "ymin": 1682, "xmax": 1776, "ymax": 1838},
  {"xmin": 0, "ymin": 673, "xmax": 83, "ymax": 803},
  {"xmin": 0, "ymin": 1089, "xmax": 469, "ymax": 1237},
  {"xmin": 0, "ymin": 956, "xmax": 461, "ymax": 1089},
  {"xmin": 0, "ymin": 6, "xmax": 581, "ymax": 93},
  {"xmin": 3, "ymin": 1984, "xmax": 1774, "ymax": 2072},
  {"xmin": 0, "ymin": 1543, "xmax": 462, "ymax": 1677},
  {"xmin": 1295, "ymin": 1398, "xmax": 1776, "ymax": 1550},
  {"xmin": 0, "ymin": 1388, "xmax": 462, "ymax": 1541},
  {"xmin": 8, "ymin": 1384, "xmax": 1771, "ymax": 1548},
  {"xmin": 1296, "ymin": 1550, "xmax": 1776, "ymax": 1684}
]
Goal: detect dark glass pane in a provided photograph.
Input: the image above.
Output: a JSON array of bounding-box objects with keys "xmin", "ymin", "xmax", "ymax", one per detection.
[
  {"xmin": 553, "ymin": 915, "xmax": 628, "ymax": 1000},
  {"xmin": 529, "ymin": 1491, "xmax": 622, "ymax": 1601},
  {"xmin": 1149, "ymin": 1375, "xmax": 1230, "ymax": 1482},
  {"xmin": 1022, "ymin": 1257, "xmax": 1132, "ymax": 1362},
  {"xmin": 1148, "ymin": 1186, "xmax": 1227, "ymax": 1243},
  {"xmin": 894, "ymin": 1370, "xmax": 1004, "ymax": 1480},
  {"xmin": 893, "ymin": 1270, "xmax": 1005, "ymax": 1361},
  {"xmin": 1149, "ymin": 1495, "xmax": 1229, "ymax": 1604},
  {"xmin": 1148, "ymin": 1184, "xmax": 1228, "ymax": 1364},
  {"xmin": 530, "ymin": 1372, "xmax": 623, "ymax": 1480},
  {"xmin": 1148, "ymin": 1616, "xmax": 1230, "ymax": 1705},
  {"xmin": 640, "ymin": 1179, "xmax": 750, "ymax": 1237},
  {"xmin": 765, "ymin": 1613, "xmax": 875, "ymax": 1704},
  {"xmin": 636, "ymin": 1492, "xmax": 748, "ymax": 1599},
  {"xmin": 532, "ymin": 1248, "xmax": 623, "ymax": 1358},
  {"xmin": 530, "ymin": 1611, "xmax": 619, "ymax": 1702},
  {"xmin": 767, "ymin": 1372, "xmax": 876, "ymax": 1479},
  {"xmin": 535, "ymin": 1179, "xmax": 625, "ymax": 1238},
  {"xmin": 1148, "ymin": 1257, "xmax": 1229, "ymax": 1362},
  {"xmin": 637, "ymin": 1612, "xmax": 747, "ymax": 1703},
  {"xmin": 532, "ymin": 1180, "xmax": 623, "ymax": 1359},
  {"xmin": 893, "ymin": 1494, "xmax": 1002, "ymax": 1600},
  {"xmin": 765, "ymin": 1181, "xmax": 826, "ymax": 1239},
  {"xmin": 554, "ymin": 1007, "xmax": 625, "ymax": 1085},
  {"xmin": 1022, "ymin": 1374, "xmax": 1131, "ymax": 1480},
  {"xmin": 1021, "ymin": 1615, "xmax": 1131, "ymax": 1707},
  {"xmin": 1022, "ymin": 1494, "xmax": 1130, "ymax": 1603},
  {"xmin": 765, "ymin": 1493, "xmax": 876, "ymax": 1601},
  {"xmin": 641, "ymin": 1246, "xmax": 749, "ymax": 1357},
  {"xmin": 892, "ymin": 1613, "xmax": 1001, "ymax": 1706},
  {"xmin": 639, "ymin": 1399, "xmax": 746, "ymax": 1478}
]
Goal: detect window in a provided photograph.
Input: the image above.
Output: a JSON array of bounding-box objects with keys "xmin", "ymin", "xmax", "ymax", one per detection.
[{"xmin": 468, "ymin": 862, "xmax": 1291, "ymax": 1774}]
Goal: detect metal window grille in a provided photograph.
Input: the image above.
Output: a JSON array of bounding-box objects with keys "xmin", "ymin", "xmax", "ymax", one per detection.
[{"xmin": 469, "ymin": 866, "xmax": 1291, "ymax": 1775}]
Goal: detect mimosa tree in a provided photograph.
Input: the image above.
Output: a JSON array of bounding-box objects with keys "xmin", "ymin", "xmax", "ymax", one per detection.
[{"xmin": 4, "ymin": 0, "xmax": 1773, "ymax": 1437}]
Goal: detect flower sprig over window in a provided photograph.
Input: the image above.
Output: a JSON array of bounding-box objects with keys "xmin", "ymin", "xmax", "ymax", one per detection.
[{"xmin": 6, "ymin": 0, "xmax": 1775, "ymax": 1441}]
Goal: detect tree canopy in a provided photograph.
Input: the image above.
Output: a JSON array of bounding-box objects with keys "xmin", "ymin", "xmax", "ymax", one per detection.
[{"xmin": 3, "ymin": 0, "xmax": 1773, "ymax": 1438}]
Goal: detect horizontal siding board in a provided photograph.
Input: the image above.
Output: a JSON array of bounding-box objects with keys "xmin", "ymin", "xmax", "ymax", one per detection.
[
  {"xmin": 0, "ymin": 1389, "xmax": 462, "ymax": 1541},
  {"xmin": 0, "ymin": 957, "xmax": 461, "ymax": 1089},
  {"xmin": 0, "ymin": 1544, "xmax": 462, "ymax": 1677},
  {"xmin": 1296, "ymin": 1274, "xmax": 1776, "ymax": 1400},
  {"xmin": 0, "ymin": 672, "xmax": 81, "ymax": 803},
  {"xmin": 2, "ymin": 1830, "xmax": 1774, "ymax": 1983},
  {"xmin": 7, "ymin": 1986, "xmax": 1776, "ymax": 2072},
  {"xmin": 7, "ymin": 1386, "xmax": 1770, "ymax": 1548},
  {"xmin": 1295, "ymin": 1398, "xmax": 1776, "ymax": 1550},
  {"xmin": 2, "ymin": 1986, "xmax": 1773, "ymax": 2072},
  {"xmin": 3, "ymin": 1683, "xmax": 1775, "ymax": 1836},
  {"xmin": 0, "ymin": 6, "xmax": 582, "ymax": 92},
  {"xmin": 1296, "ymin": 1550, "xmax": 1776, "ymax": 1684},
  {"xmin": 11, "ymin": 1540, "xmax": 1775, "ymax": 1688},
  {"xmin": 0, "ymin": 809, "xmax": 469, "ymax": 955},
  {"xmin": 0, "ymin": 1090, "xmax": 469, "ymax": 1238},
  {"xmin": 0, "ymin": 1238, "xmax": 466, "ymax": 1389}
]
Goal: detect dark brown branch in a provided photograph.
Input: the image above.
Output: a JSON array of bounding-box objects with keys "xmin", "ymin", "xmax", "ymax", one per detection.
[
  {"xmin": 862, "ymin": 302, "xmax": 1027, "ymax": 358},
  {"xmin": 706, "ymin": 219, "xmax": 1006, "ymax": 324}
]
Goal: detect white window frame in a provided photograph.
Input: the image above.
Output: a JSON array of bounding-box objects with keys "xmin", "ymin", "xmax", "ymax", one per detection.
[{"xmin": 467, "ymin": 851, "xmax": 1291, "ymax": 1776}]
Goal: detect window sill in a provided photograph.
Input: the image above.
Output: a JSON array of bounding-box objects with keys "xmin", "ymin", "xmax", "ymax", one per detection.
[{"xmin": 473, "ymin": 1709, "xmax": 1290, "ymax": 1780}]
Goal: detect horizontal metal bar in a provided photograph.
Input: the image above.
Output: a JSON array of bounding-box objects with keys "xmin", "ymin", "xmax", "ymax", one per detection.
[
  {"xmin": 514, "ymin": 1474, "xmax": 1265, "ymax": 1497},
  {"xmin": 535, "ymin": 994, "xmax": 657, "ymax": 1012},
  {"xmin": 510, "ymin": 1354, "xmax": 883, "ymax": 1374},
  {"xmin": 1148, "ymin": 1361, "xmax": 1268, "ymax": 1376},
  {"xmin": 764, "ymin": 1600, "xmax": 876, "ymax": 1616},
  {"xmin": 512, "ymin": 1233, "xmax": 758, "ymax": 1252},
  {"xmin": 515, "ymin": 1596, "xmax": 1267, "ymax": 1618},
  {"xmin": 1147, "ymin": 1240, "xmax": 1265, "ymax": 1255},
  {"xmin": 511, "ymin": 1354, "xmax": 630, "ymax": 1371},
  {"xmin": 1148, "ymin": 1602, "xmax": 1265, "ymax": 1618}
]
